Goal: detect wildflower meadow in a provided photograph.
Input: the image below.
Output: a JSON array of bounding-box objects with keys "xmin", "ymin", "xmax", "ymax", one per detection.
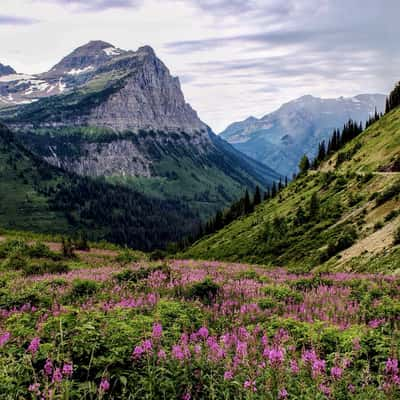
[{"xmin": 0, "ymin": 241, "xmax": 399, "ymax": 399}]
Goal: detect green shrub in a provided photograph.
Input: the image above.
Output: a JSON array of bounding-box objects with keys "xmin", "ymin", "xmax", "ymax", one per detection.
[
  {"xmin": 115, "ymin": 248, "xmax": 140, "ymax": 267},
  {"xmin": 384, "ymin": 209, "xmax": 399, "ymax": 222},
  {"xmin": 27, "ymin": 242, "xmax": 57, "ymax": 259},
  {"xmin": 258, "ymin": 297, "xmax": 279, "ymax": 310},
  {"xmin": 70, "ymin": 279, "xmax": 99, "ymax": 298},
  {"xmin": 186, "ymin": 278, "xmax": 220, "ymax": 304},
  {"xmin": 320, "ymin": 227, "xmax": 358, "ymax": 262},
  {"xmin": 114, "ymin": 264, "xmax": 171, "ymax": 284},
  {"xmin": 262, "ymin": 285, "xmax": 303, "ymax": 303},
  {"xmin": 1, "ymin": 252, "xmax": 28, "ymax": 271},
  {"xmin": 394, "ymin": 226, "xmax": 400, "ymax": 245},
  {"xmin": 375, "ymin": 180, "xmax": 400, "ymax": 206},
  {"xmin": 23, "ymin": 261, "xmax": 69, "ymax": 276},
  {"xmin": 0, "ymin": 239, "xmax": 30, "ymax": 259},
  {"xmin": 373, "ymin": 221, "xmax": 384, "ymax": 231}
]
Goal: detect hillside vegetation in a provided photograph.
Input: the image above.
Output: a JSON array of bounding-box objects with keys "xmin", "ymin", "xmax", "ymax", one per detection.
[
  {"xmin": 0, "ymin": 233, "xmax": 398, "ymax": 399},
  {"xmin": 183, "ymin": 107, "xmax": 400, "ymax": 273},
  {"xmin": 0, "ymin": 123, "xmax": 200, "ymax": 250}
]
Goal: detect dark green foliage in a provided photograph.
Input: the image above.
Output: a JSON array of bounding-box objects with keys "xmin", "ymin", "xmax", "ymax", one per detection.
[
  {"xmin": 335, "ymin": 143, "xmax": 362, "ymax": 167},
  {"xmin": 373, "ymin": 221, "xmax": 384, "ymax": 231},
  {"xmin": 22, "ymin": 261, "xmax": 69, "ymax": 276},
  {"xmin": 0, "ymin": 124, "xmax": 200, "ymax": 251},
  {"xmin": 299, "ymin": 154, "xmax": 310, "ymax": 174},
  {"xmin": 253, "ymin": 186, "xmax": 262, "ymax": 207},
  {"xmin": 309, "ymin": 192, "xmax": 320, "ymax": 220},
  {"xmin": 73, "ymin": 232, "xmax": 90, "ymax": 251},
  {"xmin": 262, "ymin": 285, "xmax": 303, "ymax": 303},
  {"xmin": 320, "ymin": 227, "xmax": 358, "ymax": 262},
  {"xmin": 70, "ymin": 279, "xmax": 100, "ymax": 298},
  {"xmin": 186, "ymin": 278, "xmax": 220, "ymax": 305},
  {"xmin": 385, "ymin": 210, "xmax": 399, "ymax": 222},
  {"xmin": 115, "ymin": 264, "xmax": 171, "ymax": 284},
  {"xmin": 62, "ymin": 237, "xmax": 75, "ymax": 258},
  {"xmin": 394, "ymin": 226, "xmax": 400, "ymax": 245},
  {"xmin": 375, "ymin": 180, "xmax": 400, "ymax": 206},
  {"xmin": 385, "ymin": 81, "xmax": 400, "ymax": 113},
  {"xmin": 115, "ymin": 249, "xmax": 140, "ymax": 267}
]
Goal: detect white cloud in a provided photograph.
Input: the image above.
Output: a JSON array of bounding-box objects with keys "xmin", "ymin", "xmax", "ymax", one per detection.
[{"xmin": 0, "ymin": 0, "xmax": 399, "ymax": 131}]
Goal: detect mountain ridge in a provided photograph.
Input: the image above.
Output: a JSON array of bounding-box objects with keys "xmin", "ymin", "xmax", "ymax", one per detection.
[{"xmin": 220, "ymin": 93, "xmax": 386, "ymax": 176}]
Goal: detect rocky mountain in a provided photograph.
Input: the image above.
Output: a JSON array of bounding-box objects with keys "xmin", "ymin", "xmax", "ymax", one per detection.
[
  {"xmin": 220, "ymin": 94, "xmax": 386, "ymax": 176},
  {"xmin": 0, "ymin": 41, "xmax": 279, "ymax": 219},
  {"xmin": 0, "ymin": 63, "xmax": 15, "ymax": 77}
]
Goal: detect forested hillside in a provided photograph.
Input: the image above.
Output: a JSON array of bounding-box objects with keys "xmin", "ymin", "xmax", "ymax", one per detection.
[
  {"xmin": 0, "ymin": 123, "xmax": 200, "ymax": 250},
  {"xmin": 183, "ymin": 103, "xmax": 400, "ymax": 272}
]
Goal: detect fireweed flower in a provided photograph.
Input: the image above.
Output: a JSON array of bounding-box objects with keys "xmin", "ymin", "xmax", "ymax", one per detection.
[
  {"xmin": 28, "ymin": 383, "xmax": 40, "ymax": 395},
  {"xmin": 385, "ymin": 358, "xmax": 399, "ymax": 375},
  {"xmin": 0, "ymin": 332, "xmax": 10, "ymax": 347},
  {"xmin": 244, "ymin": 380, "xmax": 257, "ymax": 392},
  {"xmin": 62, "ymin": 362, "xmax": 73, "ymax": 377},
  {"xmin": 224, "ymin": 370, "xmax": 233, "ymax": 380},
  {"xmin": 312, "ymin": 359, "xmax": 326, "ymax": 378},
  {"xmin": 331, "ymin": 366, "xmax": 343, "ymax": 380},
  {"xmin": 132, "ymin": 345, "xmax": 145, "ymax": 359},
  {"xmin": 52, "ymin": 368, "xmax": 63, "ymax": 383},
  {"xmin": 266, "ymin": 347, "xmax": 285, "ymax": 367},
  {"xmin": 279, "ymin": 388, "xmax": 288, "ymax": 399},
  {"xmin": 198, "ymin": 326, "xmax": 209, "ymax": 339},
  {"xmin": 99, "ymin": 378, "xmax": 110, "ymax": 392},
  {"xmin": 27, "ymin": 337, "xmax": 40, "ymax": 356},
  {"xmin": 319, "ymin": 384, "xmax": 331, "ymax": 396},
  {"xmin": 290, "ymin": 359, "xmax": 300, "ymax": 374},
  {"xmin": 152, "ymin": 323, "xmax": 163, "ymax": 340},
  {"xmin": 157, "ymin": 349, "xmax": 166, "ymax": 360},
  {"xmin": 142, "ymin": 339, "xmax": 153, "ymax": 353},
  {"xmin": 44, "ymin": 359, "xmax": 53, "ymax": 376}
]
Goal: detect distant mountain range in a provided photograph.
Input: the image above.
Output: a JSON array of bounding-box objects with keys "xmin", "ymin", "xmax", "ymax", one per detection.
[
  {"xmin": 220, "ymin": 94, "xmax": 386, "ymax": 176},
  {"xmin": 0, "ymin": 41, "xmax": 279, "ymax": 231}
]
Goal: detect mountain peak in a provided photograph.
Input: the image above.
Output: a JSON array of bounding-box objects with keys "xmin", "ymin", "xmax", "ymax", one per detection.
[
  {"xmin": 47, "ymin": 40, "xmax": 125, "ymax": 76},
  {"xmin": 0, "ymin": 62, "xmax": 16, "ymax": 77},
  {"xmin": 137, "ymin": 45, "xmax": 156, "ymax": 56}
]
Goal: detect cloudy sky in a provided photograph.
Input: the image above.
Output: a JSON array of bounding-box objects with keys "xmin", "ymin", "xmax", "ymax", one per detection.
[{"xmin": 1, "ymin": 0, "xmax": 399, "ymax": 131}]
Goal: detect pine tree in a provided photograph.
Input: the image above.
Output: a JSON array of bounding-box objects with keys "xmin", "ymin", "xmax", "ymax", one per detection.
[
  {"xmin": 309, "ymin": 192, "xmax": 320, "ymax": 220},
  {"xmin": 299, "ymin": 154, "xmax": 310, "ymax": 174},
  {"xmin": 253, "ymin": 186, "xmax": 261, "ymax": 207},
  {"xmin": 271, "ymin": 182, "xmax": 277, "ymax": 198},
  {"xmin": 244, "ymin": 190, "xmax": 253, "ymax": 214}
]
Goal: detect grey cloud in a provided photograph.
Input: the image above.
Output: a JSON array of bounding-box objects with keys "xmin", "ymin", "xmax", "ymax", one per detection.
[
  {"xmin": 0, "ymin": 14, "xmax": 39, "ymax": 25},
  {"xmin": 33, "ymin": 0, "xmax": 142, "ymax": 11}
]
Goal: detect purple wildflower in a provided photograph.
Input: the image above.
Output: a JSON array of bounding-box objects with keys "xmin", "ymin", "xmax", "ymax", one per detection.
[{"xmin": 27, "ymin": 337, "xmax": 40, "ymax": 356}]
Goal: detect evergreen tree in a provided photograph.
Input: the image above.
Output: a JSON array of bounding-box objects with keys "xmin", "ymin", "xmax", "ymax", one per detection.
[
  {"xmin": 244, "ymin": 190, "xmax": 253, "ymax": 214},
  {"xmin": 299, "ymin": 154, "xmax": 310, "ymax": 174},
  {"xmin": 317, "ymin": 141, "xmax": 326, "ymax": 162},
  {"xmin": 271, "ymin": 182, "xmax": 277, "ymax": 198},
  {"xmin": 253, "ymin": 186, "xmax": 261, "ymax": 207},
  {"xmin": 309, "ymin": 192, "xmax": 320, "ymax": 220}
]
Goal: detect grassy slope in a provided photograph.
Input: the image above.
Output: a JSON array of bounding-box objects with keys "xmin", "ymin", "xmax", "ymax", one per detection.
[{"xmin": 183, "ymin": 107, "xmax": 400, "ymax": 272}]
